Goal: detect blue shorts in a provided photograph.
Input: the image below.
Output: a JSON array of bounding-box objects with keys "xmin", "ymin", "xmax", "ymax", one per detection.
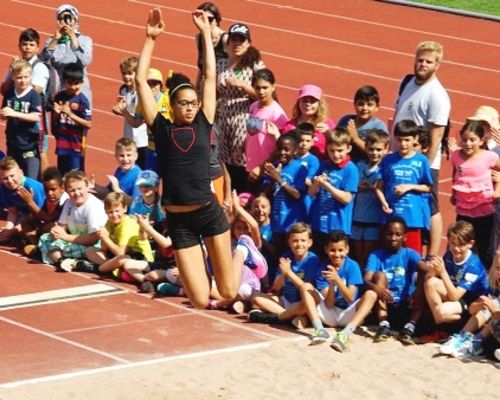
[{"xmin": 351, "ymin": 222, "xmax": 380, "ymax": 241}]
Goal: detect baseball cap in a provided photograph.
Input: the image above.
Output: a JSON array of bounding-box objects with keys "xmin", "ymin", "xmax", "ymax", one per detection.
[
  {"xmin": 147, "ymin": 68, "xmax": 163, "ymax": 83},
  {"xmin": 467, "ymin": 105, "xmax": 499, "ymax": 130},
  {"xmin": 228, "ymin": 23, "xmax": 251, "ymax": 41},
  {"xmin": 298, "ymin": 84, "xmax": 322, "ymax": 101},
  {"xmin": 135, "ymin": 170, "xmax": 160, "ymax": 187}
]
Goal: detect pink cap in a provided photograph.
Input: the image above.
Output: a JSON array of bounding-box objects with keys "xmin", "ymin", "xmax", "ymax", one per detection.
[{"xmin": 298, "ymin": 84, "xmax": 322, "ymax": 100}]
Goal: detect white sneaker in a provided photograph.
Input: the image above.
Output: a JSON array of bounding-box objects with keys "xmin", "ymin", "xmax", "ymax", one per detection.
[
  {"xmin": 59, "ymin": 258, "xmax": 77, "ymax": 272},
  {"xmin": 439, "ymin": 332, "xmax": 467, "ymax": 355},
  {"xmin": 494, "ymin": 349, "xmax": 500, "ymax": 361},
  {"xmin": 452, "ymin": 337, "xmax": 483, "ymax": 358}
]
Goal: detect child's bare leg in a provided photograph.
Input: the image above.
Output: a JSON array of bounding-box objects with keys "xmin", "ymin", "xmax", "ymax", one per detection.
[
  {"xmin": 122, "ymin": 259, "xmax": 149, "ymax": 283},
  {"xmin": 47, "ymin": 249, "xmax": 63, "ymax": 263},
  {"xmin": 251, "ymin": 292, "xmax": 285, "ymax": 314},
  {"xmin": 98, "ymin": 255, "xmax": 130, "ymax": 273},
  {"xmin": 372, "ymin": 272, "xmax": 390, "ymax": 322},
  {"xmin": 462, "ymin": 312, "xmax": 488, "ymax": 333},
  {"xmin": 204, "ymin": 231, "xmax": 236, "ymax": 300},
  {"xmin": 85, "ymin": 247, "xmax": 108, "ymax": 265},
  {"xmin": 278, "ymin": 301, "xmax": 307, "ymax": 321},
  {"xmin": 424, "ymin": 276, "xmax": 447, "ymax": 322},
  {"xmin": 349, "ymin": 289, "xmax": 378, "ymax": 328},
  {"xmin": 300, "ymin": 283, "xmax": 322, "ymax": 323}
]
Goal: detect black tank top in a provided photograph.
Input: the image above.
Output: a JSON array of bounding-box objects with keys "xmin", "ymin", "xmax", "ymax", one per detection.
[{"xmin": 152, "ymin": 111, "xmax": 213, "ymax": 205}]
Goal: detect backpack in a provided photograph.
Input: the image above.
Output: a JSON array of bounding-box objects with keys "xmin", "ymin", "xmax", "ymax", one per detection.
[
  {"xmin": 398, "ymin": 74, "xmax": 451, "ymax": 159},
  {"xmin": 32, "ymin": 59, "xmax": 60, "ymax": 111}
]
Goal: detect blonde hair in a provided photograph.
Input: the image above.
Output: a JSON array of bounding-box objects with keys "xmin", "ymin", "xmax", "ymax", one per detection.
[
  {"xmin": 115, "ymin": 137, "xmax": 137, "ymax": 154},
  {"xmin": 416, "ymin": 41, "xmax": 444, "ymax": 63},
  {"xmin": 291, "ymin": 97, "xmax": 330, "ymax": 127},
  {"xmin": 0, "ymin": 156, "xmax": 20, "ymax": 171},
  {"xmin": 11, "ymin": 59, "xmax": 31, "ymax": 75},
  {"xmin": 325, "ymin": 127, "xmax": 352, "ymax": 146},
  {"xmin": 104, "ymin": 192, "xmax": 127, "ymax": 210},
  {"xmin": 119, "ymin": 56, "xmax": 139, "ymax": 73},
  {"xmin": 63, "ymin": 169, "xmax": 89, "ymax": 189}
]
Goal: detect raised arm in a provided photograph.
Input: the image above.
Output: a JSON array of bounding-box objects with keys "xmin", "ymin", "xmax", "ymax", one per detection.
[
  {"xmin": 193, "ymin": 10, "xmax": 216, "ymax": 123},
  {"xmin": 136, "ymin": 8, "xmax": 164, "ymax": 126}
]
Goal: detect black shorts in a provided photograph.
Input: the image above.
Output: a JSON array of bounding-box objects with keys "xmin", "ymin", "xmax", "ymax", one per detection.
[
  {"xmin": 430, "ymin": 169, "xmax": 439, "ymax": 215},
  {"xmin": 166, "ymin": 200, "xmax": 229, "ymax": 250},
  {"xmin": 388, "ymin": 301, "xmax": 412, "ymax": 330}
]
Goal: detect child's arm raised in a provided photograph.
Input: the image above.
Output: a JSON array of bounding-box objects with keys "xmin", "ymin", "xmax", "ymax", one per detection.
[
  {"xmin": 232, "ymin": 190, "xmax": 262, "ymax": 248},
  {"xmin": 279, "ymin": 257, "xmax": 304, "ymax": 289},
  {"xmin": 136, "ymin": 214, "xmax": 172, "ymax": 249},
  {"xmin": 264, "ymin": 162, "xmax": 301, "ymax": 200},
  {"xmin": 136, "ymin": 8, "xmax": 164, "ymax": 126},
  {"xmin": 193, "ymin": 10, "xmax": 216, "ymax": 124}
]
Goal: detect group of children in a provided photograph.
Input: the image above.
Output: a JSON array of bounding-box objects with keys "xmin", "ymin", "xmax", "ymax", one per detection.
[{"xmin": 0, "ymin": 8, "xmax": 499, "ymax": 363}]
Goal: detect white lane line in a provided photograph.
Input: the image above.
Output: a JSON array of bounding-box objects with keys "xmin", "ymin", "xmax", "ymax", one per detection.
[
  {"xmin": 0, "ymin": 284, "xmax": 124, "ymax": 310},
  {"xmin": 8, "ymin": 0, "xmax": 500, "ymax": 75},
  {"xmin": 54, "ymin": 312, "xmax": 194, "ymax": 335},
  {"xmin": 0, "ymin": 336, "xmax": 305, "ymax": 388},
  {"xmin": 0, "ymin": 315, "xmax": 130, "ymax": 363},
  {"xmin": 245, "ymin": 0, "xmax": 500, "ymax": 48}
]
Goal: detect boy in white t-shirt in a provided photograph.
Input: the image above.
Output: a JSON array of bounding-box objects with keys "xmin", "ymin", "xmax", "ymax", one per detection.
[{"xmin": 38, "ymin": 169, "xmax": 107, "ymax": 269}]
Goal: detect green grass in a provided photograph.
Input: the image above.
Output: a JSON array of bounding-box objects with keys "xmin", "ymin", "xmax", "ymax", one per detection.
[{"xmin": 410, "ymin": 0, "xmax": 500, "ymax": 16}]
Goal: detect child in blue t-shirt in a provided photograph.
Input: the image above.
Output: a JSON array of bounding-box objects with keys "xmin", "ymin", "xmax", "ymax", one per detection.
[
  {"xmin": 425, "ymin": 221, "xmax": 489, "ymax": 329},
  {"xmin": 263, "ymin": 135, "xmax": 308, "ymax": 258},
  {"xmin": 128, "ymin": 169, "xmax": 165, "ymax": 230},
  {"xmin": 91, "ymin": 138, "xmax": 142, "ymax": 205},
  {"xmin": 309, "ymin": 128, "xmax": 359, "ymax": 256},
  {"xmin": 336, "ymin": 85, "xmax": 388, "ymax": 163},
  {"xmin": 376, "ymin": 120, "xmax": 433, "ymax": 254},
  {"xmin": 1, "ymin": 59, "xmax": 42, "ymax": 179},
  {"xmin": 351, "ymin": 129, "xmax": 390, "ymax": 267},
  {"xmin": 299, "ymin": 230, "xmax": 363, "ymax": 345},
  {"xmin": 248, "ymin": 223, "xmax": 322, "ymax": 326},
  {"xmin": 0, "ymin": 157, "xmax": 45, "ymax": 244},
  {"xmin": 329, "ymin": 217, "xmax": 429, "ymax": 352},
  {"xmin": 51, "ymin": 63, "xmax": 92, "ymax": 175}
]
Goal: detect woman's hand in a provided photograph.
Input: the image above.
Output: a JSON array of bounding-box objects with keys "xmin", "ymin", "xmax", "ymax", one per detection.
[
  {"xmin": 192, "ymin": 9, "xmax": 210, "ymax": 32},
  {"xmin": 146, "ymin": 7, "xmax": 165, "ymax": 39},
  {"xmin": 315, "ymin": 122, "xmax": 329, "ymax": 133}
]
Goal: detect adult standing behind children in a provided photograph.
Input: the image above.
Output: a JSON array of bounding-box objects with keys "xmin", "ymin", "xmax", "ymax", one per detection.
[
  {"xmin": 40, "ymin": 4, "xmax": 93, "ymax": 107},
  {"xmin": 135, "ymin": 8, "xmax": 236, "ymax": 308},
  {"xmin": 216, "ymin": 22, "xmax": 265, "ymax": 192},
  {"xmin": 392, "ymin": 41, "xmax": 450, "ymax": 257}
]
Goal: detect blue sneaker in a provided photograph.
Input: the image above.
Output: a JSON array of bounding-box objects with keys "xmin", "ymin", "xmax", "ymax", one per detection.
[
  {"xmin": 452, "ymin": 336, "xmax": 483, "ymax": 358},
  {"xmin": 237, "ymin": 235, "xmax": 268, "ymax": 279}
]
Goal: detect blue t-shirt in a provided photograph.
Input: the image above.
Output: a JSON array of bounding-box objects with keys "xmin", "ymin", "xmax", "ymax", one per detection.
[
  {"xmin": 277, "ymin": 251, "xmax": 322, "ymax": 303},
  {"xmin": 366, "ymin": 247, "xmax": 422, "ymax": 305},
  {"xmin": 297, "ymin": 153, "xmax": 320, "ymax": 220},
  {"xmin": 0, "ymin": 176, "xmax": 45, "ymax": 213},
  {"xmin": 316, "ymin": 257, "xmax": 363, "ymax": 309},
  {"xmin": 260, "ymin": 223, "xmax": 272, "ymax": 243},
  {"xmin": 443, "ymin": 250, "xmax": 489, "ymax": 304},
  {"xmin": 112, "ymin": 165, "xmax": 142, "ymax": 198},
  {"xmin": 336, "ymin": 115, "xmax": 388, "ymax": 163},
  {"xmin": 353, "ymin": 160, "xmax": 383, "ymax": 224},
  {"xmin": 2, "ymin": 87, "xmax": 41, "ymax": 153},
  {"xmin": 310, "ymin": 160, "xmax": 359, "ymax": 235},
  {"xmin": 379, "ymin": 152, "xmax": 432, "ymax": 229},
  {"xmin": 128, "ymin": 195, "xmax": 166, "ymax": 226},
  {"xmin": 269, "ymin": 159, "xmax": 308, "ymax": 233}
]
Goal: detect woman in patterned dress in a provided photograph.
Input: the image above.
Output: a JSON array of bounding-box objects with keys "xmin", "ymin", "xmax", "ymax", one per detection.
[{"xmin": 216, "ymin": 22, "xmax": 265, "ymax": 192}]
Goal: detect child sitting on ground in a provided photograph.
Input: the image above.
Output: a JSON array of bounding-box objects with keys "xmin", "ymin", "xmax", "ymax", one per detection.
[
  {"xmin": 38, "ymin": 169, "xmax": 106, "ymax": 269},
  {"xmin": 248, "ymin": 222, "xmax": 322, "ymax": 327},
  {"xmin": 0, "ymin": 157, "xmax": 45, "ymax": 245},
  {"xmin": 128, "ymin": 169, "xmax": 165, "ymax": 230},
  {"xmin": 329, "ymin": 217, "xmax": 429, "ymax": 352},
  {"xmin": 18, "ymin": 167, "xmax": 68, "ymax": 257},
  {"xmin": 61, "ymin": 192, "xmax": 154, "ymax": 274}
]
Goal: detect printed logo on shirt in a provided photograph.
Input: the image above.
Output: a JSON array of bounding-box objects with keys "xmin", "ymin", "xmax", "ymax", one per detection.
[
  {"xmin": 70, "ymin": 102, "xmax": 80, "ymax": 111},
  {"xmin": 464, "ymin": 272, "xmax": 478, "ymax": 284}
]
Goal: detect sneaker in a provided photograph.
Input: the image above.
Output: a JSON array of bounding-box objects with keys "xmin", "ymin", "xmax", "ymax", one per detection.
[
  {"xmin": 373, "ymin": 324, "xmax": 392, "ymax": 342},
  {"xmin": 59, "ymin": 258, "xmax": 77, "ymax": 272},
  {"xmin": 439, "ymin": 332, "xmax": 467, "ymax": 355},
  {"xmin": 452, "ymin": 337, "xmax": 483, "ymax": 358},
  {"xmin": 140, "ymin": 281, "xmax": 155, "ymax": 293},
  {"xmin": 23, "ymin": 244, "xmax": 38, "ymax": 258},
  {"xmin": 398, "ymin": 327, "xmax": 418, "ymax": 345},
  {"xmin": 157, "ymin": 282, "xmax": 181, "ymax": 296},
  {"xmin": 237, "ymin": 235, "xmax": 268, "ymax": 279},
  {"xmin": 494, "ymin": 348, "xmax": 500, "ymax": 361},
  {"xmin": 247, "ymin": 309, "xmax": 281, "ymax": 324},
  {"xmin": 310, "ymin": 328, "xmax": 331, "ymax": 345},
  {"xmin": 73, "ymin": 260, "xmax": 97, "ymax": 273},
  {"xmin": 330, "ymin": 332, "xmax": 348, "ymax": 353}
]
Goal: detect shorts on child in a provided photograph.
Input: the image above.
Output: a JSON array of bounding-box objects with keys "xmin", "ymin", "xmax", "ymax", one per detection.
[
  {"xmin": 317, "ymin": 293, "xmax": 359, "ymax": 327},
  {"xmin": 387, "ymin": 301, "xmax": 412, "ymax": 330},
  {"xmin": 166, "ymin": 200, "xmax": 229, "ymax": 250},
  {"xmin": 351, "ymin": 222, "xmax": 380, "ymax": 241},
  {"xmin": 38, "ymin": 232, "xmax": 89, "ymax": 264},
  {"xmin": 282, "ymin": 296, "xmax": 300, "ymax": 311}
]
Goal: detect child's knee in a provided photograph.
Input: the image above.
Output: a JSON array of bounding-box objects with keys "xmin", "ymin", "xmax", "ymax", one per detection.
[
  {"xmin": 363, "ymin": 289, "xmax": 378, "ymax": 303},
  {"xmin": 372, "ymin": 271, "xmax": 388, "ymax": 286}
]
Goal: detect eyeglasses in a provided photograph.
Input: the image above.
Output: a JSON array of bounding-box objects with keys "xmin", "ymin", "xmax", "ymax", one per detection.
[
  {"xmin": 207, "ymin": 16, "xmax": 215, "ymax": 23},
  {"xmin": 177, "ymin": 100, "xmax": 200, "ymax": 109},
  {"xmin": 57, "ymin": 14, "xmax": 73, "ymax": 21}
]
